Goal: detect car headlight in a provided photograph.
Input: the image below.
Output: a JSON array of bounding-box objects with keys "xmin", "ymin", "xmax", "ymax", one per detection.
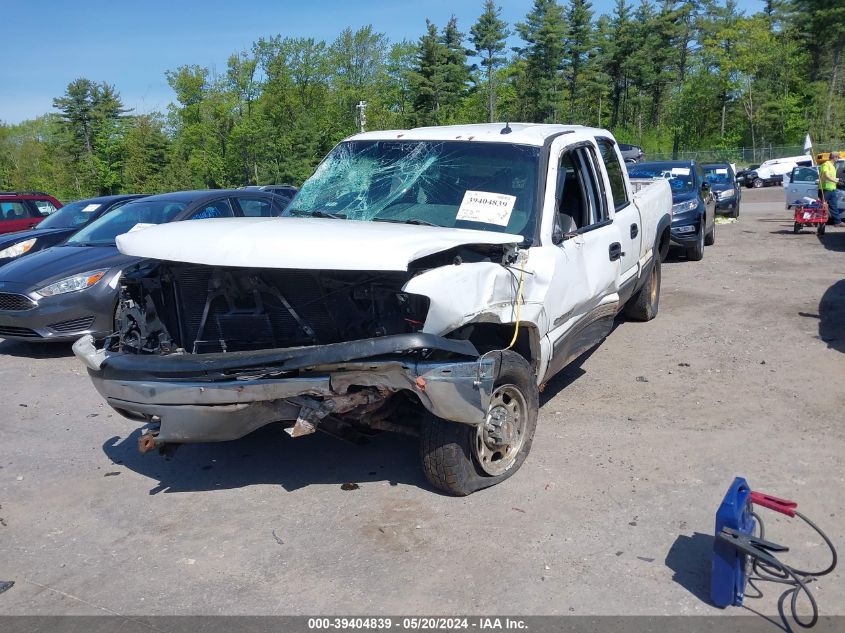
[
  {"xmin": 0, "ymin": 238, "xmax": 37, "ymax": 259},
  {"xmin": 36, "ymin": 269, "xmax": 108, "ymax": 297},
  {"xmin": 719, "ymin": 188, "xmax": 736, "ymax": 198},
  {"xmin": 671, "ymin": 200, "xmax": 697, "ymax": 215}
]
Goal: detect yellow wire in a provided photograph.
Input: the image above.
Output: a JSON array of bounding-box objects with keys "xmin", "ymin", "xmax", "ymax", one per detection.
[{"xmin": 506, "ymin": 265, "xmax": 525, "ymax": 349}]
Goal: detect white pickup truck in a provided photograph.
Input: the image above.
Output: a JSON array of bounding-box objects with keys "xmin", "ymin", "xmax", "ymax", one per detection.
[{"xmin": 74, "ymin": 123, "xmax": 672, "ymax": 495}]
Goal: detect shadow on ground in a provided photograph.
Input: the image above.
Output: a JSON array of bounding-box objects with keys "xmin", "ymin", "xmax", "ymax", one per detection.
[
  {"xmin": 103, "ymin": 422, "xmax": 435, "ymax": 495},
  {"xmin": 665, "ymin": 532, "xmax": 714, "ymax": 604},
  {"xmin": 0, "ymin": 338, "xmax": 74, "ymax": 359},
  {"xmin": 817, "ymin": 280, "xmax": 845, "ymax": 353},
  {"xmin": 818, "ymin": 229, "xmax": 845, "ymax": 252}
]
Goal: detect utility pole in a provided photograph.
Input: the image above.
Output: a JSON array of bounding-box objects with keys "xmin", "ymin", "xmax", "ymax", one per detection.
[{"xmin": 356, "ymin": 100, "xmax": 368, "ymax": 133}]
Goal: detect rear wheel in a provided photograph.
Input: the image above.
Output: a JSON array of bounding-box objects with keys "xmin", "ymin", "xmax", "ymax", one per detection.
[
  {"xmin": 420, "ymin": 350, "xmax": 538, "ymax": 496},
  {"xmin": 818, "ymin": 224, "xmax": 826, "ymax": 236},
  {"xmin": 624, "ymin": 256, "xmax": 661, "ymax": 321},
  {"xmin": 753, "ymin": 178, "xmax": 764, "ymax": 188},
  {"xmin": 793, "ymin": 222, "xmax": 802, "ymax": 234}
]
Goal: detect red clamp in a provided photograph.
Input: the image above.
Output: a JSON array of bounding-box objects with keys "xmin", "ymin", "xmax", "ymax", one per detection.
[{"xmin": 751, "ymin": 491, "xmax": 797, "ymax": 517}]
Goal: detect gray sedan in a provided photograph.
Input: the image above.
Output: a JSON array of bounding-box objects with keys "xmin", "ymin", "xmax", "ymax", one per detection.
[{"xmin": 0, "ymin": 189, "xmax": 288, "ymax": 342}]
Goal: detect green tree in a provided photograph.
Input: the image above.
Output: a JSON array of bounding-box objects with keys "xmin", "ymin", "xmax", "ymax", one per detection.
[
  {"xmin": 515, "ymin": 0, "xmax": 568, "ymax": 122},
  {"xmin": 563, "ymin": 0, "xmax": 594, "ymax": 123},
  {"xmin": 470, "ymin": 0, "xmax": 509, "ymax": 122}
]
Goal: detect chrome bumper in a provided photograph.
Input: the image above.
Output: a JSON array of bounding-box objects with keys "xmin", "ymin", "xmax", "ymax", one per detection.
[{"xmin": 73, "ymin": 335, "xmax": 496, "ymax": 444}]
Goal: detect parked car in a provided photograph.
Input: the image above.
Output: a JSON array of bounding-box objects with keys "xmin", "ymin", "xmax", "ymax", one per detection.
[
  {"xmin": 627, "ymin": 160, "xmax": 715, "ymax": 261},
  {"xmin": 0, "ymin": 194, "xmax": 146, "ymax": 268},
  {"xmin": 735, "ymin": 165, "xmax": 759, "ymax": 188},
  {"xmin": 73, "ymin": 123, "xmax": 672, "ymax": 496},
  {"xmin": 744, "ymin": 155, "xmax": 814, "ymax": 189},
  {"xmin": 702, "ymin": 163, "xmax": 741, "ymax": 218},
  {"xmin": 785, "ymin": 166, "xmax": 819, "ymax": 209},
  {"xmin": 0, "ymin": 191, "xmax": 62, "ymax": 235},
  {"xmin": 786, "ymin": 160, "xmax": 845, "ymax": 209},
  {"xmin": 0, "ymin": 189, "xmax": 288, "ymax": 342},
  {"xmin": 618, "ymin": 143, "xmax": 644, "ymax": 163}
]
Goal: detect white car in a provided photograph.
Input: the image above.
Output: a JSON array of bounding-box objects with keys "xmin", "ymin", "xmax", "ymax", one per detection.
[
  {"xmin": 746, "ymin": 155, "xmax": 814, "ymax": 188},
  {"xmin": 74, "ymin": 123, "xmax": 672, "ymax": 496},
  {"xmin": 785, "ymin": 160, "xmax": 845, "ymax": 208}
]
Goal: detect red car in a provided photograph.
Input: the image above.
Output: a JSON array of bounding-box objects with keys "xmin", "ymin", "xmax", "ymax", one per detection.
[{"xmin": 0, "ymin": 191, "xmax": 63, "ymax": 235}]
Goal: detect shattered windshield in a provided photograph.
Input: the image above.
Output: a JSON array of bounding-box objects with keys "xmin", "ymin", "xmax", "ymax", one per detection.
[{"xmin": 288, "ymin": 140, "xmax": 541, "ymax": 236}]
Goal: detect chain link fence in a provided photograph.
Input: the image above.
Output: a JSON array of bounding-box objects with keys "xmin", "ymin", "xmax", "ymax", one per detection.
[{"xmin": 647, "ymin": 143, "xmax": 844, "ymax": 166}]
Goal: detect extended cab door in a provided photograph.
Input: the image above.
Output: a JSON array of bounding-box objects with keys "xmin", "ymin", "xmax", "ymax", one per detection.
[
  {"xmin": 542, "ymin": 141, "xmax": 623, "ymax": 381},
  {"xmin": 595, "ymin": 138, "xmax": 641, "ymax": 300}
]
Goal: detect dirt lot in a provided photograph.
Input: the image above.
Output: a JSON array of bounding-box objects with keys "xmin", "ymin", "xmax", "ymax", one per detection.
[{"xmin": 0, "ymin": 186, "xmax": 843, "ymax": 617}]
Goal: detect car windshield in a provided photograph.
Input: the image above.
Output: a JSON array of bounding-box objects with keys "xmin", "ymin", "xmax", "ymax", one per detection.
[
  {"xmin": 703, "ymin": 166, "xmax": 732, "ymax": 184},
  {"xmin": 288, "ymin": 140, "xmax": 541, "ymax": 236},
  {"xmin": 37, "ymin": 199, "xmax": 111, "ymax": 230},
  {"xmin": 66, "ymin": 199, "xmax": 187, "ymax": 246},
  {"xmin": 627, "ymin": 165, "xmax": 695, "ymax": 194}
]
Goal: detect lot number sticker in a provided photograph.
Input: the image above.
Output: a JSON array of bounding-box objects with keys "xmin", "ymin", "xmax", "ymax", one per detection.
[
  {"xmin": 456, "ymin": 190, "xmax": 516, "ymax": 226},
  {"xmin": 82, "ymin": 204, "xmax": 101, "ymax": 212}
]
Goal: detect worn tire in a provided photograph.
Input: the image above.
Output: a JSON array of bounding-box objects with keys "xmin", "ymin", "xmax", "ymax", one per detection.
[
  {"xmin": 420, "ymin": 350, "xmax": 538, "ymax": 496},
  {"xmin": 686, "ymin": 225, "xmax": 705, "ymax": 261},
  {"xmin": 818, "ymin": 224, "xmax": 826, "ymax": 236},
  {"xmin": 704, "ymin": 216, "xmax": 716, "ymax": 245},
  {"xmin": 624, "ymin": 256, "xmax": 661, "ymax": 321},
  {"xmin": 731, "ymin": 204, "xmax": 740, "ymax": 219},
  {"xmin": 793, "ymin": 222, "xmax": 802, "ymax": 234}
]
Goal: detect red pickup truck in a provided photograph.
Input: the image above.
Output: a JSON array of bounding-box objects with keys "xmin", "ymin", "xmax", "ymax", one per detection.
[{"xmin": 0, "ymin": 192, "xmax": 63, "ymax": 235}]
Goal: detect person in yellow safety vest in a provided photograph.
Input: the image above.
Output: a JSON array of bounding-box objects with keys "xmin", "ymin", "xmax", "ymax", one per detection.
[{"xmin": 820, "ymin": 151, "xmax": 842, "ymax": 226}]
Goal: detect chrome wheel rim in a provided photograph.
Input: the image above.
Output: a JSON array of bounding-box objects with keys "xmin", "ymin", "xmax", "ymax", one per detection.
[{"xmin": 475, "ymin": 384, "xmax": 527, "ymax": 476}]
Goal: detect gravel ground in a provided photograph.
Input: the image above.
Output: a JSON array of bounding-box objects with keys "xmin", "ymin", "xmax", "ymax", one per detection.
[{"xmin": 0, "ymin": 186, "xmax": 842, "ymax": 617}]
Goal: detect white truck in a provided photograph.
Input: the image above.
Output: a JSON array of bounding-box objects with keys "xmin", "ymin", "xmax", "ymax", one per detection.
[{"xmin": 74, "ymin": 123, "xmax": 672, "ymax": 495}]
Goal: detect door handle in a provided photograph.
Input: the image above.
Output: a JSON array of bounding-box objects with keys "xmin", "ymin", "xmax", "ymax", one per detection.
[
  {"xmin": 630, "ymin": 223, "xmax": 639, "ymax": 239},
  {"xmin": 609, "ymin": 242, "xmax": 624, "ymax": 261}
]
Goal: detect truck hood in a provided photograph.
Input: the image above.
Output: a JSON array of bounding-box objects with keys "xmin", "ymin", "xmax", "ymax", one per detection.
[{"xmin": 115, "ymin": 217, "xmax": 523, "ymax": 271}]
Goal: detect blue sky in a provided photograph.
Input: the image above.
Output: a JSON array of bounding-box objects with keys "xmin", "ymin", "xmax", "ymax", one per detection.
[{"xmin": 2, "ymin": 0, "xmax": 764, "ymax": 124}]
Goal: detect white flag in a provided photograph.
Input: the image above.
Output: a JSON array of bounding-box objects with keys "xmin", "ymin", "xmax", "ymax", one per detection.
[{"xmin": 803, "ymin": 133, "xmax": 813, "ymax": 155}]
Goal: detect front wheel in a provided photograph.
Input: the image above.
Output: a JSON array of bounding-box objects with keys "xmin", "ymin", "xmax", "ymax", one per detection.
[
  {"xmin": 818, "ymin": 224, "xmax": 826, "ymax": 236},
  {"xmin": 705, "ymin": 216, "xmax": 716, "ymax": 245},
  {"xmin": 420, "ymin": 350, "xmax": 538, "ymax": 496},
  {"xmin": 793, "ymin": 222, "xmax": 802, "ymax": 234},
  {"xmin": 686, "ymin": 225, "xmax": 705, "ymax": 261},
  {"xmin": 752, "ymin": 178, "xmax": 764, "ymax": 188}
]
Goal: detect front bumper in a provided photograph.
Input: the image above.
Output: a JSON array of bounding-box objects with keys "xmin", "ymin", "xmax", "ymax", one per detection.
[
  {"xmin": 0, "ymin": 282, "xmax": 116, "ymax": 342},
  {"xmin": 74, "ymin": 333, "xmax": 497, "ymax": 445},
  {"xmin": 669, "ymin": 217, "xmax": 703, "ymax": 246}
]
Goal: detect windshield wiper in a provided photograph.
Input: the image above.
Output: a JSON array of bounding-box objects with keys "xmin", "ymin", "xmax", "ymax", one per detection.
[
  {"xmin": 287, "ymin": 209, "xmax": 347, "ymax": 220},
  {"xmin": 373, "ymin": 218, "xmax": 440, "ymax": 227}
]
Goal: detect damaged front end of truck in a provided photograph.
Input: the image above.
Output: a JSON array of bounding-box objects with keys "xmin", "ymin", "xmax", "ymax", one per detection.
[{"xmin": 73, "ymin": 257, "xmax": 506, "ymax": 453}]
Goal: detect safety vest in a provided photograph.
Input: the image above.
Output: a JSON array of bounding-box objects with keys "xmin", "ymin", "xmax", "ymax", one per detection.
[{"xmin": 820, "ymin": 161, "xmax": 837, "ymax": 191}]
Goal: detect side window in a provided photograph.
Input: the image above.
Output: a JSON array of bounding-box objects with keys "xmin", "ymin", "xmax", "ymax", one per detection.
[
  {"xmin": 237, "ymin": 197, "xmax": 273, "ymax": 217},
  {"xmin": 596, "ymin": 139, "xmax": 629, "ymax": 211},
  {"xmin": 190, "ymin": 199, "xmax": 234, "ymax": 220},
  {"xmin": 555, "ymin": 146, "xmax": 609, "ymax": 234},
  {"xmin": 33, "ymin": 199, "xmax": 58, "ymax": 216},
  {"xmin": 0, "ymin": 201, "xmax": 30, "ymax": 221}
]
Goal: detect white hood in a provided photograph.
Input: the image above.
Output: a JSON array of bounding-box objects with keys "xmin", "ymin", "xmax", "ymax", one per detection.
[{"xmin": 115, "ymin": 217, "xmax": 522, "ymax": 271}]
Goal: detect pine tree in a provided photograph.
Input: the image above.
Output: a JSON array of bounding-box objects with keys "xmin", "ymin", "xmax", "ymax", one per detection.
[
  {"xmin": 440, "ymin": 16, "xmax": 471, "ymax": 122},
  {"xmin": 470, "ymin": 0, "xmax": 509, "ymax": 122},
  {"xmin": 516, "ymin": 0, "xmax": 567, "ymax": 123},
  {"xmin": 563, "ymin": 0, "xmax": 594, "ymax": 123},
  {"xmin": 410, "ymin": 21, "xmax": 448, "ymax": 124}
]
